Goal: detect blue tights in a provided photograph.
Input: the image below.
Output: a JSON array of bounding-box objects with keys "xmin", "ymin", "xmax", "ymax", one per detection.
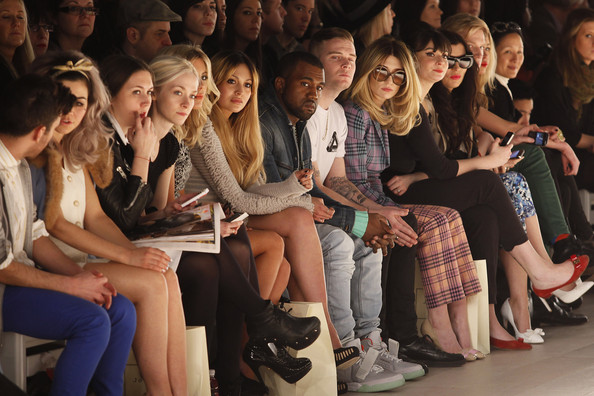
[{"xmin": 2, "ymin": 286, "xmax": 136, "ymax": 396}]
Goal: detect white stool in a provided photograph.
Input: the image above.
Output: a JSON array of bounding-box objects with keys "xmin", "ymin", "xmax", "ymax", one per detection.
[{"xmin": 578, "ymin": 189, "xmax": 593, "ymax": 223}]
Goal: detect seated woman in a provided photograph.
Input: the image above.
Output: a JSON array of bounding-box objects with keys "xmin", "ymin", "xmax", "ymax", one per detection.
[
  {"xmin": 95, "ymin": 53, "xmax": 320, "ymax": 394},
  {"xmin": 47, "ymin": 0, "xmax": 98, "ymax": 52},
  {"xmin": 442, "ymin": 13, "xmax": 588, "ymax": 263},
  {"xmin": 169, "ymin": 0, "xmax": 218, "ymax": 46},
  {"xmin": 185, "ymin": 50, "xmax": 362, "ymax": 366},
  {"xmin": 0, "ymin": 0, "xmax": 34, "ymax": 86},
  {"xmin": 160, "ymin": 43, "xmax": 290, "ymax": 305},
  {"xmin": 386, "ymin": 27, "xmax": 588, "ymax": 349},
  {"xmin": 30, "ymin": 51, "xmax": 188, "ymax": 395},
  {"xmin": 341, "ymin": 36, "xmax": 483, "ymax": 359}
]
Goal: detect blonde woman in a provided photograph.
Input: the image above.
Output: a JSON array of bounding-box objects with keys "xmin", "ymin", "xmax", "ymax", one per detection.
[
  {"xmin": 161, "ymin": 43, "xmax": 290, "ymax": 304},
  {"xmin": 0, "ymin": 0, "xmax": 34, "ymax": 84},
  {"xmin": 341, "ymin": 35, "xmax": 482, "ymax": 359},
  {"xmin": 443, "ymin": 13, "xmax": 587, "ymax": 264},
  {"xmin": 30, "ymin": 51, "xmax": 189, "ymax": 395}
]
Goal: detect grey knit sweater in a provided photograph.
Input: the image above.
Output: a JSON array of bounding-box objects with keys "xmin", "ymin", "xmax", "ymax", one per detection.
[{"xmin": 186, "ymin": 119, "xmax": 313, "ymax": 214}]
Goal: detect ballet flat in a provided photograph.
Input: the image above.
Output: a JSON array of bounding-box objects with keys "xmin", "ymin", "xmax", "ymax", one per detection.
[
  {"xmin": 532, "ymin": 255, "xmax": 589, "ymax": 299},
  {"xmin": 489, "ymin": 337, "xmax": 532, "ymax": 350}
]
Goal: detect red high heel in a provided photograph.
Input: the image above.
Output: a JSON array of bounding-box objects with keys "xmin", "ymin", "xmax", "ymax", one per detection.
[
  {"xmin": 532, "ymin": 255, "xmax": 589, "ymax": 299},
  {"xmin": 489, "ymin": 337, "xmax": 532, "ymax": 350}
]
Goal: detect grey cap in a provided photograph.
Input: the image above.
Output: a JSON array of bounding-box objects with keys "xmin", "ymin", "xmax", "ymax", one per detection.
[{"xmin": 118, "ymin": 0, "xmax": 182, "ymax": 27}]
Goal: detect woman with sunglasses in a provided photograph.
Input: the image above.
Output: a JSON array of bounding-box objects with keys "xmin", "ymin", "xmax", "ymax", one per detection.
[
  {"xmin": 342, "ymin": 35, "xmax": 484, "ymax": 360},
  {"xmin": 386, "ymin": 23, "xmax": 590, "ymax": 350},
  {"xmin": 430, "ymin": 30, "xmax": 587, "ymax": 345},
  {"xmin": 49, "ymin": 0, "xmax": 98, "ymax": 52}
]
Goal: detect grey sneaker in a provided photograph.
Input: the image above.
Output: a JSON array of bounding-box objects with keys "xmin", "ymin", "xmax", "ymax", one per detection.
[
  {"xmin": 337, "ymin": 340, "xmax": 405, "ymax": 393},
  {"xmin": 361, "ymin": 331, "xmax": 426, "ymax": 380}
]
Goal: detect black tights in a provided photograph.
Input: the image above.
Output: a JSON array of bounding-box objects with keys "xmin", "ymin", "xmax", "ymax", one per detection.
[{"xmin": 176, "ymin": 226, "xmax": 264, "ymax": 385}]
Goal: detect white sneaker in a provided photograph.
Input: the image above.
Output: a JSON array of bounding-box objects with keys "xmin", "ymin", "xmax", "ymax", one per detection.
[
  {"xmin": 337, "ymin": 339, "xmax": 405, "ymax": 393},
  {"xmin": 361, "ymin": 330, "xmax": 426, "ymax": 380}
]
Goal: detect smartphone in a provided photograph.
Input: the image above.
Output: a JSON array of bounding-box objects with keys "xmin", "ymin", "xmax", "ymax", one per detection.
[
  {"xmin": 510, "ymin": 149, "xmax": 525, "ymax": 159},
  {"xmin": 500, "ymin": 132, "xmax": 515, "ymax": 146},
  {"xmin": 225, "ymin": 212, "xmax": 249, "ymax": 223},
  {"xmin": 180, "ymin": 188, "xmax": 209, "ymax": 208},
  {"xmin": 528, "ymin": 131, "xmax": 549, "ymax": 146}
]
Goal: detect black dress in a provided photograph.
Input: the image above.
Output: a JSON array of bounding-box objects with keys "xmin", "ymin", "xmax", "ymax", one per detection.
[{"xmin": 381, "ymin": 107, "xmax": 529, "ymax": 303}]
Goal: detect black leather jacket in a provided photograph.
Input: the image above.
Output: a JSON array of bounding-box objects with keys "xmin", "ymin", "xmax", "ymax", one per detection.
[{"xmin": 95, "ymin": 118, "xmax": 153, "ymax": 232}]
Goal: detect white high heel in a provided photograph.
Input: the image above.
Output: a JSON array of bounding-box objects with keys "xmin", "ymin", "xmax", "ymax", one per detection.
[
  {"xmin": 552, "ymin": 278, "xmax": 594, "ymax": 304},
  {"xmin": 501, "ymin": 298, "xmax": 545, "ymax": 344}
]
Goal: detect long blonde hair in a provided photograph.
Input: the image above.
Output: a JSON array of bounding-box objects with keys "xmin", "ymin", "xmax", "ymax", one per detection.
[
  {"xmin": 210, "ymin": 50, "xmax": 265, "ymax": 189},
  {"xmin": 443, "ymin": 13, "xmax": 495, "ymax": 104},
  {"xmin": 2, "ymin": 0, "xmax": 34, "ymax": 77},
  {"xmin": 159, "ymin": 44, "xmax": 220, "ymax": 147},
  {"xmin": 342, "ymin": 35, "xmax": 421, "ymax": 136},
  {"xmin": 353, "ymin": 5, "xmax": 393, "ymax": 48},
  {"xmin": 31, "ymin": 51, "xmax": 111, "ymax": 167}
]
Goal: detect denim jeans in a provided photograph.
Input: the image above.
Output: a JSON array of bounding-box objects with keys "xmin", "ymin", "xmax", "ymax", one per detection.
[
  {"xmin": 3, "ymin": 286, "xmax": 136, "ymax": 396},
  {"xmin": 316, "ymin": 224, "xmax": 382, "ymax": 344}
]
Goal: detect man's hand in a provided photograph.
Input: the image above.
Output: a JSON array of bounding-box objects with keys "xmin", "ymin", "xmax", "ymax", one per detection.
[
  {"xmin": 66, "ymin": 270, "xmax": 117, "ymax": 309},
  {"xmin": 370, "ymin": 207, "xmax": 418, "ymax": 247},
  {"xmin": 312, "ymin": 197, "xmax": 335, "ymax": 223},
  {"xmin": 362, "ymin": 213, "xmax": 396, "ymax": 255}
]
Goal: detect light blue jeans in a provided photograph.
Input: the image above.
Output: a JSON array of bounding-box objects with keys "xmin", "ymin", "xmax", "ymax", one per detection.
[{"xmin": 316, "ymin": 224, "xmax": 383, "ymax": 344}]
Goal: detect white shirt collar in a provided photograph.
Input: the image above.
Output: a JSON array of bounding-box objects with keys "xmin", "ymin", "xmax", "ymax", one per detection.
[
  {"xmin": 495, "ymin": 73, "xmax": 513, "ymax": 100},
  {"xmin": 0, "ymin": 138, "xmax": 21, "ymax": 169},
  {"xmin": 107, "ymin": 112, "xmax": 129, "ymax": 145}
]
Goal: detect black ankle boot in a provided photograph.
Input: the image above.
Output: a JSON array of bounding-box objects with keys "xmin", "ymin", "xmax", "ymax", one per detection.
[
  {"xmin": 246, "ymin": 301, "xmax": 321, "ymax": 350},
  {"xmin": 243, "ymin": 340, "xmax": 312, "ymax": 384}
]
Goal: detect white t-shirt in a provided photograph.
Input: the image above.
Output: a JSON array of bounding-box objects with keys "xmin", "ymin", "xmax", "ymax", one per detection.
[{"xmin": 306, "ymin": 101, "xmax": 348, "ymax": 183}]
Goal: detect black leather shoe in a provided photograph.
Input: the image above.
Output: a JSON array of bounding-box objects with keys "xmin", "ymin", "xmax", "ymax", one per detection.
[
  {"xmin": 246, "ymin": 301, "xmax": 321, "ymax": 350},
  {"xmin": 243, "ymin": 340, "xmax": 312, "ymax": 384},
  {"xmin": 532, "ymin": 294, "xmax": 588, "ymax": 327},
  {"xmin": 398, "ymin": 335, "xmax": 466, "ymax": 367},
  {"xmin": 552, "ymin": 235, "xmax": 594, "ymax": 264}
]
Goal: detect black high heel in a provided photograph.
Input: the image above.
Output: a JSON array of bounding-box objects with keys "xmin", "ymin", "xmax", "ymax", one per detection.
[
  {"xmin": 243, "ymin": 340, "xmax": 312, "ymax": 384},
  {"xmin": 246, "ymin": 301, "xmax": 321, "ymax": 350}
]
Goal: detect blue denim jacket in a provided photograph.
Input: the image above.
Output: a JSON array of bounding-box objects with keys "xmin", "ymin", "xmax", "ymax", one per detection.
[{"xmin": 259, "ymin": 88, "xmax": 358, "ymax": 234}]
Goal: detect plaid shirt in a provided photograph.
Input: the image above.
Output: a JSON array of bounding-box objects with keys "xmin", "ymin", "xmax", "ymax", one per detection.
[{"xmin": 343, "ymin": 100, "xmax": 396, "ymax": 207}]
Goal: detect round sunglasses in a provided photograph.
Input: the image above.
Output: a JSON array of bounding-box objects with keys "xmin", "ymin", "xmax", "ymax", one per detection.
[
  {"xmin": 446, "ymin": 55, "xmax": 474, "ymax": 69},
  {"xmin": 372, "ymin": 66, "xmax": 406, "ymax": 86}
]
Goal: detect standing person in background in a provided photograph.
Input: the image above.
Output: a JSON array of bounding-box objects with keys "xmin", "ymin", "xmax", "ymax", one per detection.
[
  {"xmin": 0, "ymin": 0, "xmax": 33, "ymax": 88},
  {"xmin": 117, "ymin": 0, "xmax": 181, "ymax": 63},
  {"xmin": 48, "ymin": 0, "xmax": 97, "ymax": 53},
  {"xmin": 169, "ymin": 0, "xmax": 218, "ymax": 46}
]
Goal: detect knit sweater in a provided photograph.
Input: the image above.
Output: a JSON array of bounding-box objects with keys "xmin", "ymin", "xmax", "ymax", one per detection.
[{"xmin": 187, "ymin": 119, "xmax": 314, "ymax": 214}]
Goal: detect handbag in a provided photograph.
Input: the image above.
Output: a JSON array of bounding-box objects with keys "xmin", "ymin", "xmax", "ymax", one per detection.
[
  {"xmin": 259, "ymin": 302, "xmax": 337, "ymax": 396},
  {"xmin": 465, "ymin": 260, "xmax": 490, "ymax": 354}
]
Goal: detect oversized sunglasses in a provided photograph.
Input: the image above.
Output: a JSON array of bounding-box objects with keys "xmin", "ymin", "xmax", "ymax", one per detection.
[
  {"xmin": 58, "ymin": 6, "xmax": 100, "ymax": 16},
  {"xmin": 447, "ymin": 55, "xmax": 474, "ymax": 69},
  {"xmin": 372, "ymin": 66, "xmax": 406, "ymax": 86}
]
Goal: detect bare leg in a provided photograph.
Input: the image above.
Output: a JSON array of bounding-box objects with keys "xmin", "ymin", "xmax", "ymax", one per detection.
[
  {"xmin": 500, "ymin": 251, "xmax": 531, "ymax": 333},
  {"xmin": 427, "ymin": 305, "xmax": 462, "ymax": 353},
  {"xmin": 247, "ymin": 229, "xmax": 288, "ymax": 302},
  {"xmin": 163, "ymin": 269, "xmax": 188, "ymax": 396},
  {"xmin": 448, "ymin": 299, "xmax": 473, "ymax": 350},
  {"xmin": 84, "ymin": 262, "xmax": 178, "ymax": 395},
  {"xmin": 249, "ymin": 207, "xmax": 342, "ymax": 349},
  {"xmin": 489, "ymin": 304, "xmax": 515, "ymax": 341}
]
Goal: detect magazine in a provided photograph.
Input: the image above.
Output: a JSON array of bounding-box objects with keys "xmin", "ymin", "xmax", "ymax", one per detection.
[{"xmin": 130, "ymin": 202, "xmax": 222, "ymax": 255}]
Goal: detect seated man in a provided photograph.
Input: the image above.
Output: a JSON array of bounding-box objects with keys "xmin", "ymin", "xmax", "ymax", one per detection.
[
  {"xmin": 259, "ymin": 50, "xmax": 421, "ymax": 393},
  {"xmin": 0, "ymin": 75, "xmax": 136, "ymax": 395}
]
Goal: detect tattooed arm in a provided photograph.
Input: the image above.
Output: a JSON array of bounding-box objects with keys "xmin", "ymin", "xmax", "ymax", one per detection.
[{"xmin": 311, "ymin": 159, "xmax": 367, "ymax": 211}]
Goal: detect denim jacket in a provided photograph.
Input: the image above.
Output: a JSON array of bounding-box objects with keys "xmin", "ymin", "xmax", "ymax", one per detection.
[{"xmin": 259, "ymin": 89, "xmax": 358, "ymax": 234}]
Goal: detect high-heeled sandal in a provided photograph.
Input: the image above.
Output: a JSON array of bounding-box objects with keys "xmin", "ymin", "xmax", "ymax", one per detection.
[
  {"xmin": 501, "ymin": 298, "xmax": 544, "ymax": 344},
  {"xmin": 243, "ymin": 340, "xmax": 312, "ymax": 384},
  {"xmin": 532, "ymin": 255, "xmax": 589, "ymax": 298}
]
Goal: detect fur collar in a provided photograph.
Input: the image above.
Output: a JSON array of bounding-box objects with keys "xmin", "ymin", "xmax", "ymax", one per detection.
[{"xmin": 31, "ymin": 147, "xmax": 113, "ymax": 228}]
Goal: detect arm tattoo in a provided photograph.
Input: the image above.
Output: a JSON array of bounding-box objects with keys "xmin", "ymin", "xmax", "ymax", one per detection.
[{"xmin": 327, "ymin": 176, "xmax": 367, "ymax": 205}]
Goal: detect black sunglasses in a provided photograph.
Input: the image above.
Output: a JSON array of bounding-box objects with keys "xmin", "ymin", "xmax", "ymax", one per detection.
[
  {"xmin": 58, "ymin": 6, "xmax": 100, "ymax": 16},
  {"xmin": 372, "ymin": 66, "xmax": 406, "ymax": 86},
  {"xmin": 447, "ymin": 55, "xmax": 474, "ymax": 69}
]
